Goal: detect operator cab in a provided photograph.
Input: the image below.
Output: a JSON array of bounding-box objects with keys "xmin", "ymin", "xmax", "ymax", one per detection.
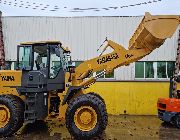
[{"xmin": 17, "ymin": 41, "xmax": 72, "ymax": 92}]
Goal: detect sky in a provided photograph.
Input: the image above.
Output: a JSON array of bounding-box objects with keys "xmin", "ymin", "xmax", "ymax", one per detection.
[{"xmin": 0, "ymin": 0, "xmax": 180, "ymax": 16}]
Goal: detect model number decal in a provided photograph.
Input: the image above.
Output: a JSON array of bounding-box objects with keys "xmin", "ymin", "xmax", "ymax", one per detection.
[
  {"xmin": 97, "ymin": 53, "xmax": 119, "ymax": 64},
  {"xmin": 125, "ymin": 54, "xmax": 133, "ymax": 59},
  {"xmin": 0, "ymin": 74, "xmax": 15, "ymax": 81}
]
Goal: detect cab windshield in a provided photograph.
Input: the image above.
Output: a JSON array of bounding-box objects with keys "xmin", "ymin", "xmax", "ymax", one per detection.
[
  {"xmin": 17, "ymin": 44, "xmax": 65, "ymax": 78},
  {"xmin": 49, "ymin": 45, "xmax": 62, "ymax": 78},
  {"xmin": 33, "ymin": 45, "xmax": 47, "ymax": 70},
  {"xmin": 18, "ymin": 45, "xmax": 31, "ymax": 70}
]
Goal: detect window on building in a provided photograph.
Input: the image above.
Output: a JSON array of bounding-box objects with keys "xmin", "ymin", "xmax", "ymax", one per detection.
[
  {"xmin": 135, "ymin": 62, "xmax": 144, "ymax": 78},
  {"xmin": 3, "ymin": 61, "xmax": 19, "ymax": 70},
  {"xmin": 157, "ymin": 62, "xmax": 166, "ymax": 78},
  {"xmin": 4, "ymin": 62, "xmax": 12, "ymax": 70},
  {"xmin": 135, "ymin": 61, "xmax": 175, "ymax": 79},
  {"xmin": 167, "ymin": 61, "xmax": 175, "ymax": 78},
  {"xmin": 105, "ymin": 70, "xmax": 114, "ymax": 78},
  {"xmin": 14, "ymin": 62, "xmax": 17, "ymax": 70},
  {"xmin": 145, "ymin": 62, "xmax": 154, "ymax": 78}
]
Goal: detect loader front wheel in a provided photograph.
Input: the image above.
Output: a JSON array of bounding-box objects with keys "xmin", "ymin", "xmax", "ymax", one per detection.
[
  {"xmin": 0, "ymin": 94, "xmax": 24, "ymax": 137},
  {"xmin": 66, "ymin": 94, "xmax": 108, "ymax": 139}
]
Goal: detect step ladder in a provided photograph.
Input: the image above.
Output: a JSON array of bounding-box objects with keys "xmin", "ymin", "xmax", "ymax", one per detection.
[{"xmin": 24, "ymin": 93, "xmax": 37, "ymax": 123}]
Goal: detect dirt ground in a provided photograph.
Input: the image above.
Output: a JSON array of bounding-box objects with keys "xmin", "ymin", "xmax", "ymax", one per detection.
[{"xmin": 1, "ymin": 115, "xmax": 180, "ymax": 140}]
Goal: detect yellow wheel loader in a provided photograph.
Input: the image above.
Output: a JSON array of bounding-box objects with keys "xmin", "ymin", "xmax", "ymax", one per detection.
[{"xmin": 0, "ymin": 13, "xmax": 180, "ymax": 139}]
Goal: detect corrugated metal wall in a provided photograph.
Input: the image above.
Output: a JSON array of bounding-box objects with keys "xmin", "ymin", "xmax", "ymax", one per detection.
[
  {"xmin": 2, "ymin": 16, "xmax": 143, "ymax": 61},
  {"xmin": 2, "ymin": 16, "xmax": 179, "ymax": 80}
]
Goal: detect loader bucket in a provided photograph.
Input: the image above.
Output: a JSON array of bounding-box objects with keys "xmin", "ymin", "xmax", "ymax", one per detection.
[{"xmin": 129, "ymin": 12, "xmax": 180, "ymax": 51}]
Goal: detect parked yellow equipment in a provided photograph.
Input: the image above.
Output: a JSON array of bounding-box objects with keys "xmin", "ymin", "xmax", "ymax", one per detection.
[{"xmin": 0, "ymin": 13, "xmax": 179, "ymax": 139}]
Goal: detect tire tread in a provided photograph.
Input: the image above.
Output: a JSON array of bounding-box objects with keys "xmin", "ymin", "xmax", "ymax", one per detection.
[
  {"xmin": 66, "ymin": 93, "xmax": 108, "ymax": 139},
  {"xmin": 0, "ymin": 94, "xmax": 24, "ymax": 137}
]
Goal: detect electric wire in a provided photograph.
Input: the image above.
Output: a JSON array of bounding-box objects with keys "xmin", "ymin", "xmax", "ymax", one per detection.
[{"xmin": 0, "ymin": 0, "xmax": 164, "ymax": 12}]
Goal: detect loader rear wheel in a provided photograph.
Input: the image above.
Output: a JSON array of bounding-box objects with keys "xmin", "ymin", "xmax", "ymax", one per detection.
[
  {"xmin": 66, "ymin": 94, "xmax": 108, "ymax": 139},
  {"xmin": 0, "ymin": 105, "xmax": 10, "ymax": 128},
  {"xmin": 0, "ymin": 94, "xmax": 24, "ymax": 137}
]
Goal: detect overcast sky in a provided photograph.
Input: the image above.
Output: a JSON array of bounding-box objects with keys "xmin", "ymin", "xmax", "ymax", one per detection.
[{"xmin": 0, "ymin": 0, "xmax": 180, "ymax": 16}]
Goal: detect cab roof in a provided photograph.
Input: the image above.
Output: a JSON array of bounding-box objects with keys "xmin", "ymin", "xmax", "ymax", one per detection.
[
  {"xmin": 20, "ymin": 41, "xmax": 70, "ymax": 52},
  {"xmin": 20, "ymin": 41, "xmax": 62, "ymax": 45}
]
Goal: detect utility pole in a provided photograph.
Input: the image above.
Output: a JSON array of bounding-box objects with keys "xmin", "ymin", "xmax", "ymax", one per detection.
[
  {"xmin": 0, "ymin": 11, "xmax": 5, "ymax": 69},
  {"xmin": 172, "ymin": 30, "xmax": 180, "ymax": 98}
]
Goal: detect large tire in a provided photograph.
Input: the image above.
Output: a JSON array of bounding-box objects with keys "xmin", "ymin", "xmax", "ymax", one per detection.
[
  {"xmin": 88, "ymin": 92, "xmax": 108, "ymax": 130},
  {"xmin": 65, "ymin": 94, "xmax": 108, "ymax": 140},
  {"xmin": 0, "ymin": 94, "xmax": 25, "ymax": 137},
  {"xmin": 88, "ymin": 92, "xmax": 105, "ymax": 105},
  {"xmin": 175, "ymin": 114, "xmax": 180, "ymax": 128}
]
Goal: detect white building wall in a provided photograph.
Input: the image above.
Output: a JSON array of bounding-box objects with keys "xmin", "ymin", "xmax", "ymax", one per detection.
[{"xmin": 2, "ymin": 16, "xmax": 179, "ymax": 80}]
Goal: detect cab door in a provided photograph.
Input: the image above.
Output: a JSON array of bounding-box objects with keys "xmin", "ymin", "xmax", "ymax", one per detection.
[{"xmin": 47, "ymin": 45, "xmax": 65, "ymax": 91}]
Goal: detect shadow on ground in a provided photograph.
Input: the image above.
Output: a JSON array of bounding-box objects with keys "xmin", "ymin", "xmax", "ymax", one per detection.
[
  {"xmin": 159, "ymin": 122, "xmax": 180, "ymax": 140},
  {"xmin": 1, "ymin": 115, "xmax": 180, "ymax": 140}
]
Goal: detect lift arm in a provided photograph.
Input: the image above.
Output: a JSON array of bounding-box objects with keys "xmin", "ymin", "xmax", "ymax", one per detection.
[{"xmin": 72, "ymin": 12, "xmax": 180, "ymax": 88}]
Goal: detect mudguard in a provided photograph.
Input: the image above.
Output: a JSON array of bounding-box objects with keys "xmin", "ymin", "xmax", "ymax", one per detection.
[{"xmin": 62, "ymin": 86, "xmax": 83, "ymax": 105}]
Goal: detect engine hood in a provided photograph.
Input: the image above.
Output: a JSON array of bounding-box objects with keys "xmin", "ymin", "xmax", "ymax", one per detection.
[{"xmin": 0, "ymin": 70, "xmax": 22, "ymax": 87}]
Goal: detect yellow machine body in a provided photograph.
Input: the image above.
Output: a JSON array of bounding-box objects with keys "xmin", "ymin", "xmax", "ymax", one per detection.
[
  {"xmin": 0, "ymin": 70, "xmax": 22, "ymax": 96},
  {"xmin": 129, "ymin": 12, "xmax": 180, "ymax": 50}
]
